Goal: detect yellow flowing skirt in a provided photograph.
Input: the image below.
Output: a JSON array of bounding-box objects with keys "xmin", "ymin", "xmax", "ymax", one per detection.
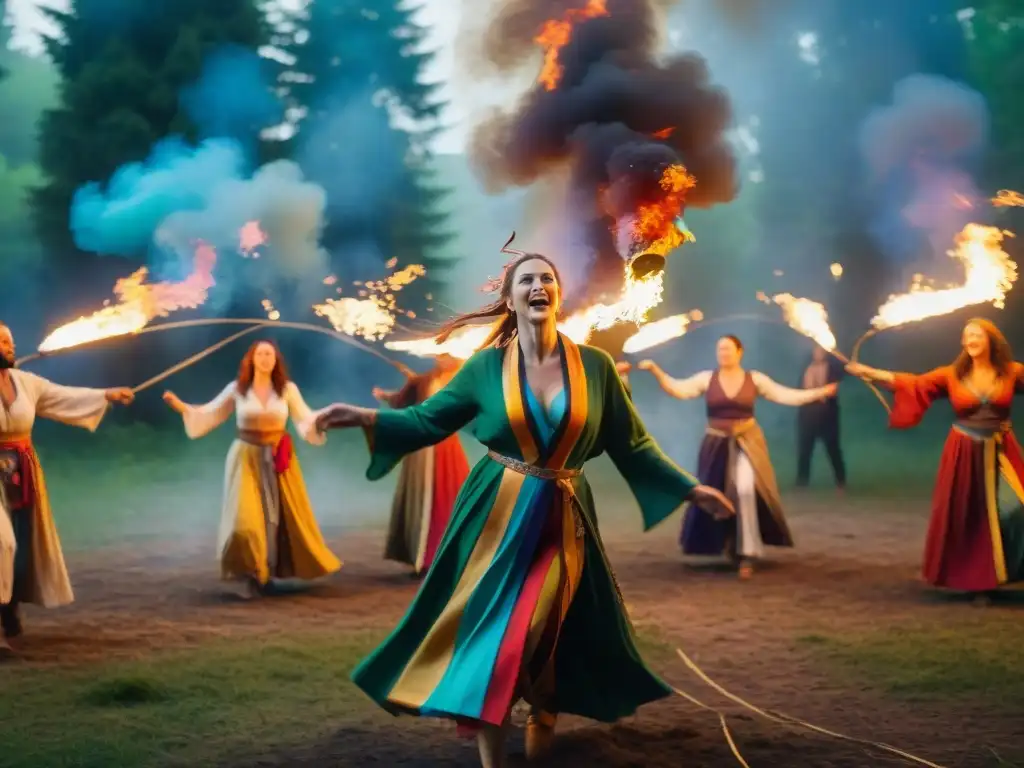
[{"xmin": 218, "ymin": 439, "xmax": 341, "ymax": 584}]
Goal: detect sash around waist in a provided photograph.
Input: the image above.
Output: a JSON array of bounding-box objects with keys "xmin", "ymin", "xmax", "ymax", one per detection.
[
  {"xmin": 237, "ymin": 429, "xmax": 286, "ymax": 446},
  {"xmin": 705, "ymin": 418, "xmax": 757, "ymax": 438},
  {"xmin": 952, "ymin": 421, "xmax": 1011, "ymax": 441},
  {"xmin": 0, "ymin": 433, "xmax": 32, "ymax": 447},
  {"xmin": 487, "ymin": 450, "xmax": 582, "ymax": 480}
]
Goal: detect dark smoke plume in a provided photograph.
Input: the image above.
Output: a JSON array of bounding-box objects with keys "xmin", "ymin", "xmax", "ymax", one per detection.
[{"xmin": 470, "ymin": 0, "xmax": 738, "ymax": 299}]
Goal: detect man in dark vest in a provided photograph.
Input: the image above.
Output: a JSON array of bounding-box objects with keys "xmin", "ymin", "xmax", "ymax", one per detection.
[{"xmin": 795, "ymin": 345, "xmax": 846, "ymax": 490}]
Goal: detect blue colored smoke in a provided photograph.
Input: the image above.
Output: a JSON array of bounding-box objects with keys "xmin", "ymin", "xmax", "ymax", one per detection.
[
  {"xmin": 179, "ymin": 44, "xmax": 284, "ymax": 145},
  {"xmin": 71, "ymin": 137, "xmax": 247, "ymax": 257}
]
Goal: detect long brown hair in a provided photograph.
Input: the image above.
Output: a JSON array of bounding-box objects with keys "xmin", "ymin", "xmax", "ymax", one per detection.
[
  {"xmin": 952, "ymin": 317, "xmax": 1014, "ymax": 379},
  {"xmin": 236, "ymin": 339, "xmax": 290, "ymax": 395},
  {"xmin": 436, "ymin": 232, "xmax": 563, "ymax": 350}
]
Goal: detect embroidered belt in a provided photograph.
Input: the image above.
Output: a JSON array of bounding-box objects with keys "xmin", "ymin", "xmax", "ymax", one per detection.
[
  {"xmin": 237, "ymin": 430, "xmax": 293, "ymax": 474},
  {"xmin": 0, "ymin": 433, "xmax": 34, "ymax": 510},
  {"xmin": 487, "ymin": 450, "xmax": 584, "ymax": 539}
]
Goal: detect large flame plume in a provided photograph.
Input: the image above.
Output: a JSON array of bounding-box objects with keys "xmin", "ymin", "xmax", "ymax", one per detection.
[
  {"xmin": 870, "ymin": 222, "xmax": 1018, "ymax": 330},
  {"xmin": 471, "ymin": 0, "xmax": 737, "ymax": 299}
]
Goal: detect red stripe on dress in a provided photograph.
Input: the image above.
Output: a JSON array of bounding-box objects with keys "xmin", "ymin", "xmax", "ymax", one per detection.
[
  {"xmin": 422, "ymin": 435, "xmax": 470, "ymax": 571},
  {"xmin": 478, "ymin": 519, "xmax": 561, "ymax": 725}
]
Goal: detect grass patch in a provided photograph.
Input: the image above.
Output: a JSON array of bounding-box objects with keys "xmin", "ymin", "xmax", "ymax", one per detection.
[
  {"xmin": 0, "ymin": 626, "xmax": 671, "ymax": 768},
  {"xmin": 0, "ymin": 631, "xmax": 384, "ymax": 768},
  {"xmin": 796, "ymin": 622, "xmax": 1024, "ymax": 703}
]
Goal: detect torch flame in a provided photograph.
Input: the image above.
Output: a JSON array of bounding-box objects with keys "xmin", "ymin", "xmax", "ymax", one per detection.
[
  {"xmin": 313, "ymin": 263, "xmax": 425, "ymax": 341},
  {"xmin": 769, "ymin": 293, "xmax": 837, "ymax": 351},
  {"xmin": 387, "ymin": 260, "xmax": 670, "ymax": 359},
  {"xmin": 37, "ymin": 244, "xmax": 217, "ymax": 353},
  {"xmin": 629, "ymin": 165, "xmax": 697, "ymax": 256},
  {"xmin": 993, "ymin": 189, "xmax": 1024, "ymax": 208},
  {"xmin": 535, "ymin": 0, "xmax": 609, "ymax": 91},
  {"xmin": 621, "ymin": 310, "xmax": 703, "ymax": 355},
  {"xmin": 870, "ymin": 223, "xmax": 1018, "ymax": 330}
]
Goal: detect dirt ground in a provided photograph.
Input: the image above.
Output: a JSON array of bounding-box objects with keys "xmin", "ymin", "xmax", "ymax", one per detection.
[{"xmin": 8, "ymin": 493, "xmax": 1023, "ymax": 768}]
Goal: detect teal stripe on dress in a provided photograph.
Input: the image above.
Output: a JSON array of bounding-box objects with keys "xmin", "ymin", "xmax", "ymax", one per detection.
[{"xmin": 420, "ymin": 388, "xmax": 566, "ymax": 718}]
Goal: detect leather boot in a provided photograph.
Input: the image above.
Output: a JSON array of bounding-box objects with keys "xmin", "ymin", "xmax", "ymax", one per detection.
[{"xmin": 525, "ymin": 708, "xmax": 557, "ymax": 760}]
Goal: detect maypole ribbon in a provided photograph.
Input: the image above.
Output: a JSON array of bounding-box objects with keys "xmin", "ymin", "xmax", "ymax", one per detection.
[{"xmin": 674, "ymin": 646, "xmax": 946, "ymax": 767}]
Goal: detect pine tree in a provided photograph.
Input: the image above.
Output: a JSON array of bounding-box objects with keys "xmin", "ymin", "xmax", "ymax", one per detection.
[
  {"xmin": 286, "ymin": 0, "xmax": 456, "ymax": 314},
  {"xmin": 32, "ymin": 0, "xmax": 270, "ymax": 276}
]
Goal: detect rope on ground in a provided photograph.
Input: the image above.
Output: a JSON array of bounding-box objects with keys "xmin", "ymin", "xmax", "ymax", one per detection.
[
  {"xmin": 669, "ymin": 684, "xmax": 752, "ymax": 767},
  {"xmin": 675, "ymin": 647, "xmax": 947, "ymax": 768}
]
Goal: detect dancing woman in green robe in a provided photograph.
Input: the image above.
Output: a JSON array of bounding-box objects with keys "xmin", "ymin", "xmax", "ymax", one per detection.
[{"xmin": 311, "ymin": 242, "xmax": 733, "ymax": 767}]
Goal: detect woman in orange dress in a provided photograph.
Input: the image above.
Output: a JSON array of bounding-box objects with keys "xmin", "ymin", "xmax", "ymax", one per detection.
[
  {"xmin": 373, "ymin": 354, "xmax": 470, "ymax": 576},
  {"xmin": 848, "ymin": 318, "xmax": 1024, "ymax": 597}
]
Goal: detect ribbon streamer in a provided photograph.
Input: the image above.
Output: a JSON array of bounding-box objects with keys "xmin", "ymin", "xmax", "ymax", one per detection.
[{"xmin": 674, "ymin": 646, "xmax": 946, "ymax": 767}]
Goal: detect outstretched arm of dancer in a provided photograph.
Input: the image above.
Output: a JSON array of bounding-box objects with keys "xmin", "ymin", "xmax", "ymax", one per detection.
[
  {"xmin": 752, "ymin": 371, "xmax": 837, "ymax": 406},
  {"xmin": 635, "ymin": 360, "xmax": 711, "ymax": 400},
  {"xmin": 284, "ymin": 381, "xmax": 326, "ymax": 446},
  {"xmin": 846, "ymin": 363, "xmax": 950, "ymax": 428},
  {"xmin": 25, "ymin": 371, "xmax": 132, "ymax": 432},
  {"xmin": 163, "ymin": 382, "xmax": 236, "ymax": 439},
  {"xmin": 598, "ymin": 352, "xmax": 733, "ymax": 530},
  {"xmin": 312, "ymin": 354, "xmax": 482, "ymax": 480}
]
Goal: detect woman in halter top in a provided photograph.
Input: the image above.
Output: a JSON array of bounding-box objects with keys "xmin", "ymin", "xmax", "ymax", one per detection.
[
  {"xmin": 847, "ymin": 318, "xmax": 1024, "ymax": 601},
  {"xmin": 638, "ymin": 335, "xmax": 836, "ymax": 579}
]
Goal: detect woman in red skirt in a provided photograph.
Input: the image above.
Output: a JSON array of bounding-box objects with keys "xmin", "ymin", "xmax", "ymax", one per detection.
[
  {"xmin": 848, "ymin": 318, "xmax": 1024, "ymax": 600},
  {"xmin": 373, "ymin": 354, "xmax": 470, "ymax": 576}
]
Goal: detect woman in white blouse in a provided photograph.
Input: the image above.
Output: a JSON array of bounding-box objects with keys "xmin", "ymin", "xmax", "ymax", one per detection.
[
  {"xmin": 163, "ymin": 339, "xmax": 341, "ymax": 598},
  {"xmin": 638, "ymin": 335, "xmax": 836, "ymax": 578}
]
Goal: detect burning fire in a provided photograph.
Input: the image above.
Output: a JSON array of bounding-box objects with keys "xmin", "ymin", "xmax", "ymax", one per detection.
[
  {"xmin": 535, "ymin": 0, "xmax": 609, "ymax": 91},
  {"xmin": 314, "ymin": 262, "xmax": 425, "ymax": 341},
  {"xmin": 387, "ymin": 259, "xmax": 671, "ymax": 360},
  {"xmin": 830, "ymin": 263, "xmax": 843, "ymax": 280},
  {"xmin": 261, "ymin": 298, "xmax": 281, "ymax": 321},
  {"xmin": 625, "ymin": 165, "xmax": 697, "ymax": 256},
  {"xmin": 993, "ymin": 189, "xmax": 1024, "ymax": 208},
  {"xmin": 38, "ymin": 244, "xmax": 217, "ymax": 353},
  {"xmin": 870, "ymin": 222, "xmax": 1018, "ymax": 330},
  {"xmin": 621, "ymin": 310, "xmax": 704, "ymax": 355},
  {"xmin": 759, "ymin": 291, "xmax": 837, "ymax": 351}
]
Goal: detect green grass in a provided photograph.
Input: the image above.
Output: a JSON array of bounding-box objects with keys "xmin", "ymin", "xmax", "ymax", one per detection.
[
  {"xmin": 0, "ymin": 631, "xmax": 384, "ymax": 768},
  {"xmin": 0, "ymin": 626, "xmax": 672, "ymax": 768},
  {"xmin": 795, "ymin": 621, "xmax": 1024, "ymax": 703}
]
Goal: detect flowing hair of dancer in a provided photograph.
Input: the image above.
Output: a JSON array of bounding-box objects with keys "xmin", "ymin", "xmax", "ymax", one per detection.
[
  {"xmin": 847, "ymin": 318, "xmax": 1024, "ymax": 602},
  {"xmin": 373, "ymin": 354, "xmax": 470, "ymax": 577},
  {"xmin": 637, "ymin": 335, "xmax": 836, "ymax": 579},
  {"xmin": 309, "ymin": 238, "xmax": 733, "ymax": 768},
  {"xmin": 0, "ymin": 322, "xmax": 134, "ymax": 657},
  {"xmin": 163, "ymin": 339, "xmax": 341, "ymax": 599}
]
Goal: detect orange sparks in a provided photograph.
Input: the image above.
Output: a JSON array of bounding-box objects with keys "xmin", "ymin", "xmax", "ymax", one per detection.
[
  {"xmin": 535, "ymin": 0, "xmax": 609, "ymax": 91},
  {"xmin": 313, "ymin": 262, "xmax": 425, "ymax": 341},
  {"xmin": 38, "ymin": 243, "xmax": 217, "ymax": 352},
  {"xmin": 630, "ymin": 164, "xmax": 697, "ymax": 256},
  {"xmin": 652, "ymin": 127, "xmax": 675, "ymax": 139},
  {"xmin": 239, "ymin": 220, "xmax": 267, "ymax": 256}
]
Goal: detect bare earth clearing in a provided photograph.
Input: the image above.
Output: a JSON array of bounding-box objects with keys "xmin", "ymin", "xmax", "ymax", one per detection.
[{"xmin": 6, "ymin": 492, "xmax": 1023, "ymax": 768}]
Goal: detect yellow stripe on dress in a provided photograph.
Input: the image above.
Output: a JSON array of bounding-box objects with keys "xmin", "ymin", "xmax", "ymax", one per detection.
[
  {"xmin": 546, "ymin": 336, "xmax": 589, "ymax": 471},
  {"xmin": 504, "ymin": 343, "xmax": 540, "ymax": 464},
  {"xmin": 387, "ymin": 467, "xmax": 526, "ymax": 708},
  {"xmin": 984, "ymin": 438, "xmax": 1008, "ymax": 584}
]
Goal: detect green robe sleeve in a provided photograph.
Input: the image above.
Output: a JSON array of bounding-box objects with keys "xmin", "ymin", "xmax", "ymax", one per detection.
[
  {"xmin": 365, "ymin": 353, "xmax": 483, "ymax": 481},
  {"xmin": 596, "ymin": 349, "xmax": 699, "ymax": 531}
]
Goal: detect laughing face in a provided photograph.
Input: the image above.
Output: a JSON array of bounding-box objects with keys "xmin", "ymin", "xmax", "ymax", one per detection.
[{"xmin": 508, "ymin": 257, "xmax": 561, "ymax": 325}]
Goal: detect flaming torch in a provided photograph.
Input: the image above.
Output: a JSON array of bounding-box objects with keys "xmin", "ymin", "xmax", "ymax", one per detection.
[{"xmin": 37, "ymin": 243, "xmax": 217, "ymax": 353}]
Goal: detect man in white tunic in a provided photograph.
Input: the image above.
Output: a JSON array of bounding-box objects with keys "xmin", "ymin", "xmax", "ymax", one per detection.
[{"xmin": 0, "ymin": 323, "xmax": 134, "ymax": 656}]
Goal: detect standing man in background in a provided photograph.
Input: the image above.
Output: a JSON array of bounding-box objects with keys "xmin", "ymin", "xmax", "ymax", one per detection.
[{"xmin": 795, "ymin": 345, "xmax": 846, "ymax": 491}]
